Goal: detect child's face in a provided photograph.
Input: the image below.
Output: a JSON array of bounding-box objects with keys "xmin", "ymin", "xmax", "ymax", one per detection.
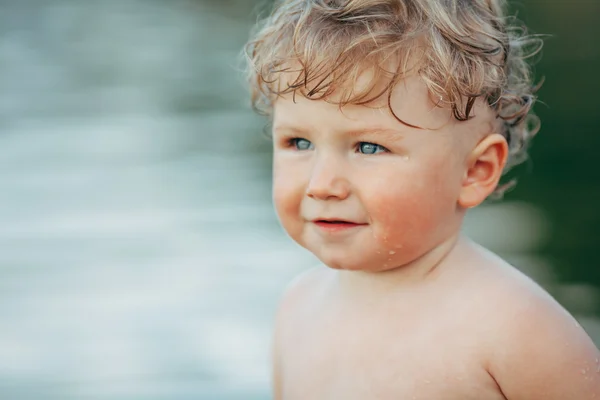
[{"xmin": 271, "ymin": 75, "xmax": 492, "ymax": 272}]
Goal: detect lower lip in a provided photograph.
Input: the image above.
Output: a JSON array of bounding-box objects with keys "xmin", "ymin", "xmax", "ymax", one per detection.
[{"xmin": 313, "ymin": 221, "xmax": 366, "ymax": 233}]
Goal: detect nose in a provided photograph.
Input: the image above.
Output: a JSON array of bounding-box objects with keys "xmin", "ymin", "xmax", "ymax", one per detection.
[{"xmin": 306, "ymin": 155, "xmax": 350, "ymax": 201}]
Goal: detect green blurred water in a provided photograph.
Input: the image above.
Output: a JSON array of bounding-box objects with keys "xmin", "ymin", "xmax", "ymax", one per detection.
[{"xmin": 507, "ymin": 1, "xmax": 600, "ymax": 303}]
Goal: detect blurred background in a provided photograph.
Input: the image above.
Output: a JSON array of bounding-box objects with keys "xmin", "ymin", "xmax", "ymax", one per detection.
[{"xmin": 0, "ymin": 0, "xmax": 597, "ymax": 399}]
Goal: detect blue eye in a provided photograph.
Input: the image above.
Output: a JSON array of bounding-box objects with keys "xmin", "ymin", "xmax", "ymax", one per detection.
[
  {"xmin": 292, "ymin": 138, "xmax": 314, "ymax": 151},
  {"xmin": 358, "ymin": 142, "xmax": 387, "ymax": 155}
]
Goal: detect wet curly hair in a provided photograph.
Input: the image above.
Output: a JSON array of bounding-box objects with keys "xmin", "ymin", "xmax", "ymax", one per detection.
[{"xmin": 244, "ymin": 0, "xmax": 544, "ymax": 198}]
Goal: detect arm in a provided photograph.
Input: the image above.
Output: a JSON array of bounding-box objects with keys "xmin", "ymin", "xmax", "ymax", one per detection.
[{"xmin": 488, "ymin": 289, "xmax": 600, "ymax": 399}]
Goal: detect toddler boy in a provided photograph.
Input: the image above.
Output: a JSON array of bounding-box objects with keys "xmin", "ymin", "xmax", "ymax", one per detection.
[{"xmin": 245, "ymin": 0, "xmax": 600, "ymax": 398}]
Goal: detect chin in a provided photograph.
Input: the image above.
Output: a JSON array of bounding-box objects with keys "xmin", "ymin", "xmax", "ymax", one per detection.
[
  {"xmin": 315, "ymin": 253, "xmax": 373, "ymax": 272},
  {"xmin": 318, "ymin": 247, "xmax": 427, "ymax": 273},
  {"xmin": 323, "ymin": 262, "xmax": 365, "ymax": 271}
]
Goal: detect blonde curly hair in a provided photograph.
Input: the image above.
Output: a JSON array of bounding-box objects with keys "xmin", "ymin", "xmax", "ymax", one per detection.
[{"xmin": 244, "ymin": 0, "xmax": 544, "ymax": 198}]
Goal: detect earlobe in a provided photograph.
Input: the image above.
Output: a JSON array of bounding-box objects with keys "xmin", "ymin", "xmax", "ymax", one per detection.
[{"xmin": 458, "ymin": 134, "xmax": 509, "ymax": 209}]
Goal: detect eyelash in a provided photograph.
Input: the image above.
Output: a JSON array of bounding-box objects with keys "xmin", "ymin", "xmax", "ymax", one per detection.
[{"xmin": 286, "ymin": 138, "xmax": 389, "ymax": 154}]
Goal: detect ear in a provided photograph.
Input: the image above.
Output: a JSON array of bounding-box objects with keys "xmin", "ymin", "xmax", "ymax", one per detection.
[{"xmin": 458, "ymin": 133, "xmax": 509, "ymax": 209}]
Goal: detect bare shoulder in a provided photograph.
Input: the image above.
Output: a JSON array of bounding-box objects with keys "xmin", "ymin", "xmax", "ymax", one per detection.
[
  {"xmin": 272, "ymin": 265, "xmax": 332, "ymax": 346},
  {"xmin": 466, "ymin": 243, "xmax": 600, "ymax": 399},
  {"xmin": 271, "ymin": 266, "xmax": 331, "ymax": 399}
]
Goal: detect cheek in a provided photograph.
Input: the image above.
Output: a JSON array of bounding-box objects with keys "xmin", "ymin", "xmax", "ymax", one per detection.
[
  {"xmin": 272, "ymin": 157, "xmax": 304, "ymax": 231},
  {"xmin": 363, "ymin": 161, "xmax": 459, "ymax": 252},
  {"xmin": 369, "ymin": 187, "xmax": 438, "ymax": 245}
]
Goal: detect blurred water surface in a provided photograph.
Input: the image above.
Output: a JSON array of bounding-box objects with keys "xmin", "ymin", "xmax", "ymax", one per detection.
[
  {"xmin": 0, "ymin": 1, "xmax": 308, "ymax": 398},
  {"xmin": 0, "ymin": 1, "xmax": 598, "ymax": 399}
]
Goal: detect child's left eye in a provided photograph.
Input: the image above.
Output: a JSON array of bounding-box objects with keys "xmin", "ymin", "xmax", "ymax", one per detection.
[{"xmin": 357, "ymin": 142, "xmax": 388, "ymax": 155}]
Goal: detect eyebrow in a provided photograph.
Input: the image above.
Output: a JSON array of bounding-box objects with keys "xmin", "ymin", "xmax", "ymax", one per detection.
[{"xmin": 272, "ymin": 125, "xmax": 404, "ymax": 138}]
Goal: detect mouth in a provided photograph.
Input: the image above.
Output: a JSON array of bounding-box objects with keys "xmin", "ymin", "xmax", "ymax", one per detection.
[{"xmin": 312, "ymin": 219, "xmax": 367, "ymax": 232}]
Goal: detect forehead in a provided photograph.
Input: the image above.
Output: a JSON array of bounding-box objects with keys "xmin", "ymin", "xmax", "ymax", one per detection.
[{"xmin": 273, "ymin": 73, "xmax": 456, "ymax": 132}]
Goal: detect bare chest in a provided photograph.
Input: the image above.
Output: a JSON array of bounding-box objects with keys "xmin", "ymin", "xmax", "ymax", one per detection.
[{"xmin": 280, "ymin": 300, "xmax": 505, "ymax": 400}]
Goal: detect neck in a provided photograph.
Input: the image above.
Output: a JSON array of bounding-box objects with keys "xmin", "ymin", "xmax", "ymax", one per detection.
[{"xmin": 335, "ymin": 233, "xmax": 467, "ymax": 293}]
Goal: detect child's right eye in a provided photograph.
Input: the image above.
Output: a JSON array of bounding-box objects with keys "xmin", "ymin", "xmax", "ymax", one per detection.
[{"xmin": 290, "ymin": 138, "xmax": 314, "ymax": 151}]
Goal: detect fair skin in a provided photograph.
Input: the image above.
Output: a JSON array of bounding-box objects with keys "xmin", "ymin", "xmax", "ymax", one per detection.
[{"xmin": 269, "ymin": 72, "xmax": 600, "ymax": 399}]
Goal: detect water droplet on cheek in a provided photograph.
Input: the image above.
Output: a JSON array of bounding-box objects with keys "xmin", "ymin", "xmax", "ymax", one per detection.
[{"xmin": 389, "ymin": 251, "xmax": 396, "ymax": 255}]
